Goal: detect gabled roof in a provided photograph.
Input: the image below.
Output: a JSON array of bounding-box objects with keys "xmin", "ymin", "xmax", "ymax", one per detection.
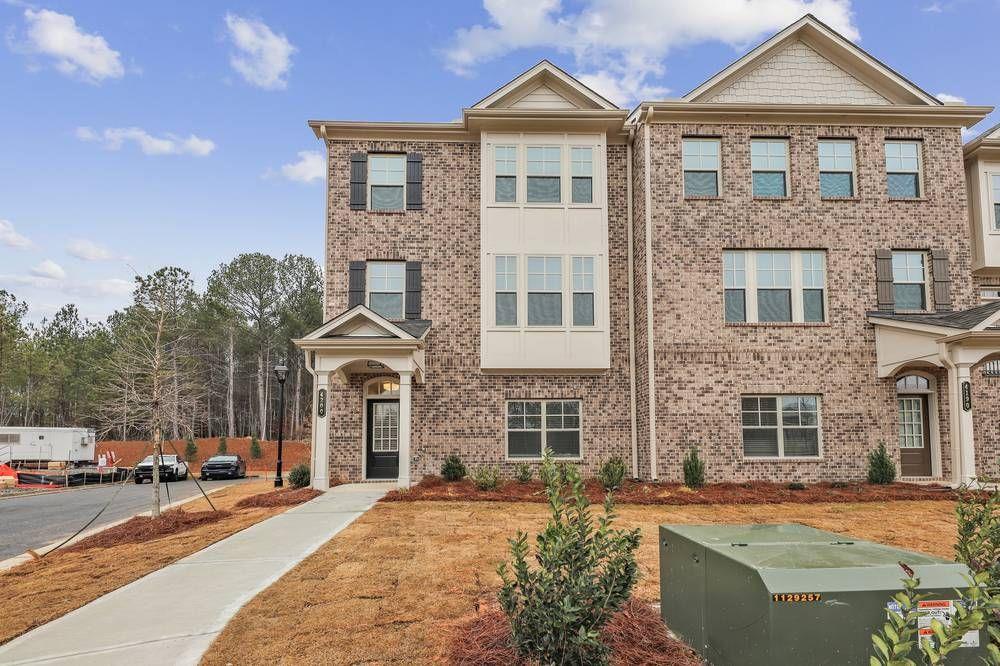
[
  {"xmin": 472, "ymin": 60, "xmax": 619, "ymax": 111},
  {"xmin": 299, "ymin": 305, "xmax": 431, "ymax": 342},
  {"xmin": 964, "ymin": 121, "xmax": 1000, "ymax": 158},
  {"xmin": 684, "ymin": 14, "xmax": 941, "ymax": 106},
  {"xmin": 868, "ymin": 301, "xmax": 1000, "ymax": 331}
]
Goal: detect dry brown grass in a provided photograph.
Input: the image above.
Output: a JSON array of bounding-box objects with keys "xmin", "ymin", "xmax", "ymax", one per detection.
[
  {"xmin": 202, "ymin": 498, "xmax": 959, "ymax": 665},
  {"xmin": 0, "ymin": 480, "xmax": 294, "ymax": 646}
]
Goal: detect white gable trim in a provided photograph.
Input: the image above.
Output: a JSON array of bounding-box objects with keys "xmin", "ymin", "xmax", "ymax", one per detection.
[
  {"xmin": 472, "ymin": 60, "xmax": 618, "ymax": 111},
  {"xmin": 684, "ymin": 14, "xmax": 940, "ymax": 106},
  {"xmin": 301, "ymin": 305, "xmax": 415, "ymax": 341}
]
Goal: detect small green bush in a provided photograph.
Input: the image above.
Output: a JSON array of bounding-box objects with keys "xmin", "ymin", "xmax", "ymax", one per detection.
[
  {"xmin": 867, "ymin": 442, "xmax": 896, "ymax": 485},
  {"xmin": 184, "ymin": 436, "xmax": 198, "ymax": 462},
  {"xmin": 683, "ymin": 447, "xmax": 705, "ymax": 488},
  {"xmin": 539, "ymin": 452, "xmax": 559, "ymax": 487},
  {"xmin": 441, "ymin": 454, "xmax": 467, "ymax": 482},
  {"xmin": 288, "ymin": 463, "xmax": 310, "ymax": 488},
  {"xmin": 557, "ymin": 462, "xmax": 578, "ymax": 485},
  {"xmin": 787, "ymin": 482, "xmax": 806, "ymax": 491},
  {"xmin": 598, "ymin": 455, "xmax": 627, "ymax": 492},
  {"xmin": 472, "ymin": 465, "xmax": 501, "ymax": 491},
  {"xmin": 217, "ymin": 436, "xmax": 228, "ymax": 455},
  {"xmin": 249, "ymin": 435, "xmax": 262, "ymax": 459},
  {"xmin": 514, "ymin": 463, "xmax": 533, "ymax": 483}
]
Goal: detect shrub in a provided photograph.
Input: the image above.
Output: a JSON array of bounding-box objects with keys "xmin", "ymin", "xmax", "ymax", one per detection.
[
  {"xmin": 557, "ymin": 462, "xmax": 578, "ymax": 485},
  {"xmin": 184, "ymin": 436, "xmax": 198, "ymax": 463},
  {"xmin": 473, "ymin": 465, "xmax": 501, "ymax": 491},
  {"xmin": 441, "ymin": 454, "xmax": 467, "ymax": 482},
  {"xmin": 249, "ymin": 435, "xmax": 262, "ymax": 459},
  {"xmin": 539, "ymin": 452, "xmax": 559, "ymax": 488},
  {"xmin": 598, "ymin": 455, "xmax": 627, "ymax": 492},
  {"xmin": 787, "ymin": 482, "xmax": 806, "ymax": 491},
  {"xmin": 217, "ymin": 436, "xmax": 228, "ymax": 455},
  {"xmin": 288, "ymin": 463, "xmax": 310, "ymax": 488},
  {"xmin": 683, "ymin": 447, "xmax": 705, "ymax": 489},
  {"xmin": 956, "ymin": 479, "xmax": 1000, "ymax": 586},
  {"xmin": 514, "ymin": 463, "xmax": 533, "ymax": 484},
  {"xmin": 867, "ymin": 442, "xmax": 896, "ymax": 485},
  {"xmin": 498, "ymin": 449, "xmax": 641, "ymax": 664}
]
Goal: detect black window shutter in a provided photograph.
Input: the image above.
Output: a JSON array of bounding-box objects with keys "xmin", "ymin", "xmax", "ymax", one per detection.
[
  {"xmin": 875, "ymin": 250, "xmax": 894, "ymax": 312},
  {"xmin": 406, "ymin": 153, "xmax": 423, "ymax": 210},
  {"xmin": 349, "ymin": 153, "xmax": 367, "ymax": 210},
  {"xmin": 348, "ymin": 261, "xmax": 366, "ymax": 308},
  {"xmin": 405, "ymin": 261, "xmax": 422, "ymax": 319},
  {"xmin": 931, "ymin": 249, "xmax": 952, "ymax": 312}
]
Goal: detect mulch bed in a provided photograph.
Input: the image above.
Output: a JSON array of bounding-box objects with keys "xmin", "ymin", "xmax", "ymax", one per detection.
[
  {"xmin": 384, "ymin": 476, "xmax": 956, "ymax": 506},
  {"xmin": 235, "ymin": 487, "xmax": 322, "ymax": 509},
  {"xmin": 64, "ymin": 508, "xmax": 232, "ymax": 552},
  {"xmin": 447, "ymin": 598, "xmax": 702, "ymax": 665}
]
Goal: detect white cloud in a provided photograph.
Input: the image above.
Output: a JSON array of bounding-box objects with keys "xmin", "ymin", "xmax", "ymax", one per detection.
[
  {"xmin": 0, "ymin": 273, "xmax": 132, "ymax": 298},
  {"xmin": 17, "ymin": 8, "xmax": 124, "ymax": 83},
  {"xmin": 0, "ymin": 219, "xmax": 32, "ymax": 248},
  {"xmin": 31, "ymin": 259, "xmax": 66, "ymax": 280},
  {"xmin": 936, "ymin": 92, "xmax": 966, "ymax": 104},
  {"xmin": 922, "ymin": 2, "xmax": 943, "ymax": 12},
  {"xmin": 444, "ymin": 0, "xmax": 859, "ymax": 106},
  {"xmin": 76, "ymin": 126, "xmax": 216, "ymax": 156},
  {"xmin": 224, "ymin": 14, "xmax": 295, "ymax": 90},
  {"xmin": 279, "ymin": 150, "xmax": 325, "ymax": 183},
  {"xmin": 67, "ymin": 238, "xmax": 113, "ymax": 261}
]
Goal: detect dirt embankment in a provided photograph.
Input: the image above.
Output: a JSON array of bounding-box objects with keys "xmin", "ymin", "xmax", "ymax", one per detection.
[{"xmin": 96, "ymin": 438, "xmax": 309, "ymax": 471}]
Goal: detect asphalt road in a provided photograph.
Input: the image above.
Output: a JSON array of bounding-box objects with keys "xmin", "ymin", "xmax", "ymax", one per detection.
[{"xmin": 0, "ymin": 477, "xmax": 251, "ymax": 560}]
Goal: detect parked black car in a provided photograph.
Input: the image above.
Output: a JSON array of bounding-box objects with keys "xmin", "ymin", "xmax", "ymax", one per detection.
[
  {"xmin": 199, "ymin": 454, "xmax": 246, "ymax": 480},
  {"xmin": 134, "ymin": 454, "xmax": 189, "ymax": 483}
]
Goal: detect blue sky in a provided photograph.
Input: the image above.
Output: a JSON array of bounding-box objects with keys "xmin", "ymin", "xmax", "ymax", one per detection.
[{"xmin": 2, "ymin": 0, "xmax": 998, "ymax": 323}]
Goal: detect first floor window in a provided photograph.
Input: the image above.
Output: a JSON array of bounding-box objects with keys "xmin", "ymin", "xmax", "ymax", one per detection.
[
  {"xmin": 527, "ymin": 256, "xmax": 562, "ymax": 326},
  {"xmin": 527, "ymin": 146, "xmax": 561, "ymax": 203},
  {"xmin": 572, "ymin": 256, "xmax": 595, "ymax": 326},
  {"xmin": 741, "ymin": 395, "xmax": 821, "ymax": 458},
  {"xmin": 495, "ymin": 255, "xmax": 517, "ymax": 326},
  {"xmin": 368, "ymin": 154, "xmax": 405, "ymax": 211},
  {"xmin": 818, "ymin": 140, "xmax": 855, "ymax": 198},
  {"xmin": 892, "ymin": 251, "xmax": 927, "ymax": 310},
  {"xmin": 367, "ymin": 261, "xmax": 405, "ymax": 319},
  {"xmin": 507, "ymin": 399, "xmax": 581, "ymax": 458},
  {"xmin": 682, "ymin": 138, "xmax": 720, "ymax": 196},
  {"xmin": 723, "ymin": 250, "xmax": 826, "ymax": 323},
  {"xmin": 885, "ymin": 141, "xmax": 921, "ymax": 199}
]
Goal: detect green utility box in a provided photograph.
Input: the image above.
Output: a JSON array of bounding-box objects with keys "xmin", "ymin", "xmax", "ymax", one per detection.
[{"xmin": 659, "ymin": 524, "xmax": 987, "ymax": 665}]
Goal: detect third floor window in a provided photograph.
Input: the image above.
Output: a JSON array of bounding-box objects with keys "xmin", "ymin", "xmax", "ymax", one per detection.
[
  {"xmin": 818, "ymin": 140, "xmax": 855, "ymax": 198},
  {"xmin": 885, "ymin": 141, "xmax": 922, "ymax": 199},
  {"xmin": 750, "ymin": 139, "xmax": 788, "ymax": 197}
]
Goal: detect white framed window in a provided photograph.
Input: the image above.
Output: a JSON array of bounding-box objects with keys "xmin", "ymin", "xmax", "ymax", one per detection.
[
  {"xmin": 751, "ymin": 139, "xmax": 788, "ymax": 197},
  {"xmin": 818, "ymin": 140, "xmax": 855, "ymax": 198},
  {"xmin": 683, "ymin": 138, "xmax": 720, "ymax": 196},
  {"xmin": 571, "ymin": 256, "xmax": 595, "ymax": 326},
  {"xmin": 885, "ymin": 141, "xmax": 922, "ymax": 199},
  {"xmin": 571, "ymin": 147, "xmax": 593, "ymax": 204},
  {"xmin": 991, "ymin": 174, "xmax": 1000, "ymax": 231},
  {"xmin": 722, "ymin": 250, "xmax": 827, "ymax": 323},
  {"xmin": 368, "ymin": 154, "xmax": 405, "ymax": 211},
  {"xmin": 495, "ymin": 145, "xmax": 517, "ymax": 203},
  {"xmin": 366, "ymin": 261, "xmax": 405, "ymax": 319},
  {"xmin": 892, "ymin": 251, "xmax": 927, "ymax": 310},
  {"xmin": 981, "ymin": 286, "xmax": 1000, "ymax": 302},
  {"xmin": 506, "ymin": 399, "xmax": 581, "ymax": 459},
  {"xmin": 741, "ymin": 395, "xmax": 821, "ymax": 458},
  {"xmin": 495, "ymin": 255, "xmax": 518, "ymax": 326},
  {"xmin": 527, "ymin": 146, "xmax": 561, "ymax": 203},
  {"xmin": 527, "ymin": 256, "xmax": 562, "ymax": 326}
]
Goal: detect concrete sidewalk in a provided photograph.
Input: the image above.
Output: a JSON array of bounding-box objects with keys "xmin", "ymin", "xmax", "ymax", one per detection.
[{"xmin": 0, "ymin": 483, "xmax": 391, "ymax": 665}]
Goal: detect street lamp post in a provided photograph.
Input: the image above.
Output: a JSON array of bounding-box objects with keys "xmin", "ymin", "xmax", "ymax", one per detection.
[{"xmin": 273, "ymin": 364, "xmax": 288, "ymax": 488}]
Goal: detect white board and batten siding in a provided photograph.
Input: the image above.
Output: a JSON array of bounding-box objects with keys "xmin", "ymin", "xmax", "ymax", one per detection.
[{"xmin": 0, "ymin": 427, "xmax": 97, "ymax": 463}]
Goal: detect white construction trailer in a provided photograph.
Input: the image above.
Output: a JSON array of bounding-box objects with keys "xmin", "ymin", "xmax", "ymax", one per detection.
[{"xmin": 0, "ymin": 427, "xmax": 97, "ymax": 464}]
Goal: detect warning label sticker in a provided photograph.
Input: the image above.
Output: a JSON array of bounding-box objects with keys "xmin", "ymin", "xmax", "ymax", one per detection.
[{"xmin": 885, "ymin": 599, "xmax": 980, "ymax": 648}]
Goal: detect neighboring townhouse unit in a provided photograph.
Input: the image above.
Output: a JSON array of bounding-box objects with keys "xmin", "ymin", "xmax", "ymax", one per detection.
[{"xmin": 295, "ymin": 15, "xmax": 1000, "ymax": 490}]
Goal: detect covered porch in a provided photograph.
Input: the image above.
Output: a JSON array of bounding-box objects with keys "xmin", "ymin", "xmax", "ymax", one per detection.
[
  {"xmin": 868, "ymin": 301, "xmax": 1000, "ymax": 484},
  {"xmin": 294, "ymin": 305, "xmax": 429, "ymax": 490}
]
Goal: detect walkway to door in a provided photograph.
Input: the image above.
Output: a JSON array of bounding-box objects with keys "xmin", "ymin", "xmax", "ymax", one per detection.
[{"xmin": 0, "ymin": 483, "xmax": 391, "ymax": 666}]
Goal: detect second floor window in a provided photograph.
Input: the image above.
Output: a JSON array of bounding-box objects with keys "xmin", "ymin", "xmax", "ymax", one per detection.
[
  {"xmin": 992, "ymin": 174, "xmax": 1000, "ymax": 230},
  {"xmin": 527, "ymin": 256, "xmax": 562, "ymax": 325},
  {"xmin": 818, "ymin": 140, "xmax": 854, "ymax": 198},
  {"xmin": 885, "ymin": 141, "xmax": 922, "ymax": 199},
  {"xmin": 527, "ymin": 146, "xmax": 561, "ymax": 203},
  {"xmin": 367, "ymin": 261, "xmax": 405, "ymax": 319},
  {"xmin": 751, "ymin": 139, "xmax": 788, "ymax": 197},
  {"xmin": 682, "ymin": 138, "xmax": 720, "ymax": 197},
  {"xmin": 892, "ymin": 251, "xmax": 927, "ymax": 310},
  {"xmin": 368, "ymin": 155, "xmax": 405, "ymax": 211},
  {"xmin": 723, "ymin": 250, "xmax": 827, "ymax": 324},
  {"xmin": 495, "ymin": 145, "xmax": 517, "ymax": 203}
]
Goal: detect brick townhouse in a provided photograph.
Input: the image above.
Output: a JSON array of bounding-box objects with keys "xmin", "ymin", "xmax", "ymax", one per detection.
[{"xmin": 295, "ymin": 15, "xmax": 1000, "ymax": 489}]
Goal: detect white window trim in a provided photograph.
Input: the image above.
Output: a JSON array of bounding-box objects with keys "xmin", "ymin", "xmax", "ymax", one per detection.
[
  {"xmin": 570, "ymin": 145, "xmax": 595, "ymax": 205},
  {"xmin": 722, "ymin": 250, "xmax": 828, "ymax": 324},
  {"xmin": 682, "ymin": 137, "xmax": 722, "ymax": 197},
  {"xmin": 750, "ymin": 138, "xmax": 790, "ymax": 198},
  {"xmin": 366, "ymin": 261, "xmax": 406, "ymax": 320},
  {"xmin": 494, "ymin": 255, "xmax": 518, "ymax": 327},
  {"xmin": 367, "ymin": 154, "xmax": 406, "ymax": 212},
  {"xmin": 891, "ymin": 250, "xmax": 930, "ymax": 312},
  {"xmin": 526, "ymin": 255, "xmax": 564, "ymax": 328},
  {"xmin": 526, "ymin": 145, "xmax": 563, "ymax": 205},
  {"xmin": 504, "ymin": 399, "xmax": 583, "ymax": 461},
  {"xmin": 494, "ymin": 145, "xmax": 518, "ymax": 204},
  {"xmin": 740, "ymin": 394, "xmax": 824, "ymax": 461},
  {"xmin": 490, "ymin": 253, "xmax": 602, "ymax": 332},
  {"xmin": 980, "ymin": 286, "xmax": 1000, "ymax": 302},
  {"xmin": 885, "ymin": 140, "xmax": 924, "ymax": 199},
  {"xmin": 571, "ymin": 255, "xmax": 596, "ymax": 327},
  {"xmin": 988, "ymin": 171, "xmax": 1000, "ymax": 234},
  {"xmin": 817, "ymin": 139, "xmax": 857, "ymax": 199}
]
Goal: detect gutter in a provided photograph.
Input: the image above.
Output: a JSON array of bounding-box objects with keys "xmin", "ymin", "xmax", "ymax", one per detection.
[{"xmin": 625, "ymin": 128, "xmax": 638, "ymax": 479}]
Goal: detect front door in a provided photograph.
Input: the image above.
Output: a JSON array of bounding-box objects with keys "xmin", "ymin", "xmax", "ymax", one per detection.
[
  {"xmin": 366, "ymin": 399, "xmax": 399, "ymax": 479},
  {"xmin": 898, "ymin": 395, "xmax": 932, "ymax": 476}
]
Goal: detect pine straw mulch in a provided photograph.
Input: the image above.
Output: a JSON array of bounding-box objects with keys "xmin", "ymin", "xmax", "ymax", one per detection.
[
  {"xmin": 383, "ymin": 475, "xmax": 956, "ymax": 506},
  {"xmin": 64, "ymin": 508, "xmax": 232, "ymax": 552},
  {"xmin": 235, "ymin": 487, "xmax": 323, "ymax": 509},
  {"xmin": 447, "ymin": 599, "xmax": 702, "ymax": 666}
]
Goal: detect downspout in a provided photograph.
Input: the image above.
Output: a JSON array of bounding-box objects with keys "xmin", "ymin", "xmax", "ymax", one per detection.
[
  {"xmin": 626, "ymin": 127, "xmax": 638, "ymax": 479},
  {"xmin": 643, "ymin": 110, "xmax": 658, "ymax": 481}
]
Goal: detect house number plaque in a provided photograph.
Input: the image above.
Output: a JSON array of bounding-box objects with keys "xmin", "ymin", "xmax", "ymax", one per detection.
[
  {"xmin": 962, "ymin": 381, "xmax": 972, "ymax": 412},
  {"xmin": 318, "ymin": 389, "xmax": 327, "ymax": 417}
]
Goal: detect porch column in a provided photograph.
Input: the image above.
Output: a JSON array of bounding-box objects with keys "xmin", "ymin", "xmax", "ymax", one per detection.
[
  {"xmin": 397, "ymin": 370, "xmax": 413, "ymax": 488},
  {"xmin": 954, "ymin": 363, "xmax": 977, "ymax": 484},
  {"xmin": 311, "ymin": 371, "xmax": 331, "ymax": 491}
]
